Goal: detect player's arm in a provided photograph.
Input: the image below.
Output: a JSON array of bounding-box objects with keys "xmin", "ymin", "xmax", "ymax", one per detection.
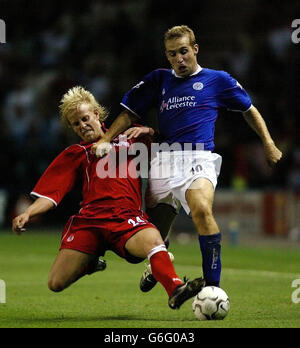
[
  {"xmin": 12, "ymin": 197, "xmax": 54, "ymax": 235},
  {"xmin": 123, "ymin": 125, "xmax": 155, "ymax": 139},
  {"xmin": 243, "ymin": 105, "xmax": 282, "ymax": 166},
  {"xmin": 91, "ymin": 109, "xmax": 139, "ymax": 157}
]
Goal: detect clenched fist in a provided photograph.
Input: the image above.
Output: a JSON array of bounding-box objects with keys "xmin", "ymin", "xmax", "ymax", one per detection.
[{"xmin": 91, "ymin": 141, "xmax": 112, "ymax": 158}]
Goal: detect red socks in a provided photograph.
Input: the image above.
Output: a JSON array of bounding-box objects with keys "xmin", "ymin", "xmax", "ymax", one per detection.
[{"xmin": 149, "ymin": 246, "xmax": 183, "ymax": 297}]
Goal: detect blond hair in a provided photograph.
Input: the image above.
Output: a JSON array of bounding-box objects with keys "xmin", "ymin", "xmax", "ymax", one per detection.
[
  {"xmin": 59, "ymin": 86, "xmax": 108, "ymax": 126},
  {"xmin": 164, "ymin": 25, "xmax": 197, "ymax": 46}
]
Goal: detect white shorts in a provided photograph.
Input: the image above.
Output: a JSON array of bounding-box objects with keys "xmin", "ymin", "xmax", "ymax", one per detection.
[{"xmin": 145, "ymin": 150, "xmax": 222, "ymax": 215}]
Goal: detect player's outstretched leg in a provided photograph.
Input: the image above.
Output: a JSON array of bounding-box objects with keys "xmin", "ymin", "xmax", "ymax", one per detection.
[
  {"xmin": 86, "ymin": 257, "xmax": 107, "ymax": 275},
  {"xmin": 127, "ymin": 227, "xmax": 204, "ymax": 309},
  {"xmin": 48, "ymin": 250, "xmax": 106, "ymax": 293},
  {"xmin": 147, "ymin": 244, "xmax": 181, "ymax": 296},
  {"xmin": 140, "ymin": 249, "xmax": 174, "ymax": 292},
  {"xmin": 140, "ymin": 203, "xmax": 177, "ymax": 292},
  {"xmin": 168, "ymin": 277, "xmax": 205, "ymax": 310},
  {"xmin": 147, "ymin": 244, "xmax": 204, "ymax": 309}
]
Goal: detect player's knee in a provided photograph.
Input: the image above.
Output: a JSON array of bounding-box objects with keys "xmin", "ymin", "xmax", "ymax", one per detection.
[
  {"xmin": 190, "ymin": 201, "xmax": 213, "ymax": 221},
  {"xmin": 144, "ymin": 230, "xmax": 167, "ymax": 255},
  {"xmin": 48, "ymin": 277, "xmax": 65, "ymax": 293},
  {"xmin": 144, "ymin": 230, "xmax": 164, "ymax": 250}
]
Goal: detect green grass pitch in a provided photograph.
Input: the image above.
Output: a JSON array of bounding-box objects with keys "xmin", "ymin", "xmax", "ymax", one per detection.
[{"xmin": 0, "ymin": 229, "xmax": 300, "ymax": 328}]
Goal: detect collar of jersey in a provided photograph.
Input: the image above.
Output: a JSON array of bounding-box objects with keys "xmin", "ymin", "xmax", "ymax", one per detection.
[{"xmin": 172, "ymin": 64, "xmax": 202, "ymax": 78}]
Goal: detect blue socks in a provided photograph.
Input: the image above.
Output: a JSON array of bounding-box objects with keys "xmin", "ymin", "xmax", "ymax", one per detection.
[{"xmin": 198, "ymin": 233, "xmax": 222, "ymax": 287}]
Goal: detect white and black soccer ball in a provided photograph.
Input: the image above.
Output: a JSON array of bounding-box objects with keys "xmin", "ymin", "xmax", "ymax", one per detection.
[{"xmin": 192, "ymin": 286, "xmax": 230, "ymax": 321}]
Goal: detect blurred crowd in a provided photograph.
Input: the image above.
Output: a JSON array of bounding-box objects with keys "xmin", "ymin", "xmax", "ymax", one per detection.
[{"xmin": 0, "ymin": 0, "xmax": 299, "ymax": 225}]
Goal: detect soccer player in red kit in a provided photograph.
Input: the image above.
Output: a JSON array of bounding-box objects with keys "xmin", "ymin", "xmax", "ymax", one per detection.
[{"xmin": 12, "ymin": 86, "xmax": 204, "ymax": 310}]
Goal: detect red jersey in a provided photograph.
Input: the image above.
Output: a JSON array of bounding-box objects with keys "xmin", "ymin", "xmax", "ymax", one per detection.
[{"xmin": 31, "ymin": 134, "xmax": 151, "ymax": 218}]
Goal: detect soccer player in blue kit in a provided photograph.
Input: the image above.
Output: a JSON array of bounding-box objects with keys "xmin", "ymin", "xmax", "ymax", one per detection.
[{"xmin": 92, "ymin": 25, "xmax": 282, "ymax": 292}]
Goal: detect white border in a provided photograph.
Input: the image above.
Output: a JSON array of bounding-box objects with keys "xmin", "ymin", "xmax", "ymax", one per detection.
[{"xmin": 30, "ymin": 192, "xmax": 57, "ymax": 207}]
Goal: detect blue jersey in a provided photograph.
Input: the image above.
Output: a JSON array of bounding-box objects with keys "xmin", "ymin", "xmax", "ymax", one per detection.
[{"xmin": 121, "ymin": 67, "xmax": 252, "ymax": 151}]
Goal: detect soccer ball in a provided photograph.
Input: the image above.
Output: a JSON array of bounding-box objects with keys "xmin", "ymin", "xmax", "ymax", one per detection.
[{"xmin": 192, "ymin": 286, "xmax": 230, "ymax": 320}]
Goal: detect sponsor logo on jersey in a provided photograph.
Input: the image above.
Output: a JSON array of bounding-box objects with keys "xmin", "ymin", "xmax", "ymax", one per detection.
[{"xmin": 160, "ymin": 95, "xmax": 197, "ymax": 113}]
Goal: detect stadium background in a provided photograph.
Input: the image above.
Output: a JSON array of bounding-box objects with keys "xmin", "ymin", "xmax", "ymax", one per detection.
[{"xmin": 0, "ymin": 0, "xmax": 299, "ymax": 242}]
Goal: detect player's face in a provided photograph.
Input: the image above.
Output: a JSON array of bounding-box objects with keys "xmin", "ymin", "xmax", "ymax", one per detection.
[
  {"xmin": 67, "ymin": 103, "xmax": 105, "ymax": 142},
  {"xmin": 165, "ymin": 35, "xmax": 199, "ymax": 77}
]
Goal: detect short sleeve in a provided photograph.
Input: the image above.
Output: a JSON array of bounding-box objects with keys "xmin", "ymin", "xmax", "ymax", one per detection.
[
  {"xmin": 217, "ymin": 71, "xmax": 252, "ymax": 112},
  {"xmin": 31, "ymin": 145, "xmax": 83, "ymax": 206},
  {"xmin": 121, "ymin": 70, "xmax": 160, "ymax": 118}
]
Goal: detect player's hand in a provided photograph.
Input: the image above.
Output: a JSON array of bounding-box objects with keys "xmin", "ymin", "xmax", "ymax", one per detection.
[
  {"xmin": 124, "ymin": 126, "xmax": 153, "ymax": 139},
  {"xmin": 263, "ymin": 142, "xmax": 282, "ymax": 167},
  {"xmin": 91, "ymin": 140, "xmax": 112, "ymax": 158},
  {"xmin": 12, "ymin": 212, "xmax": 30, "ymax": 235}
]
